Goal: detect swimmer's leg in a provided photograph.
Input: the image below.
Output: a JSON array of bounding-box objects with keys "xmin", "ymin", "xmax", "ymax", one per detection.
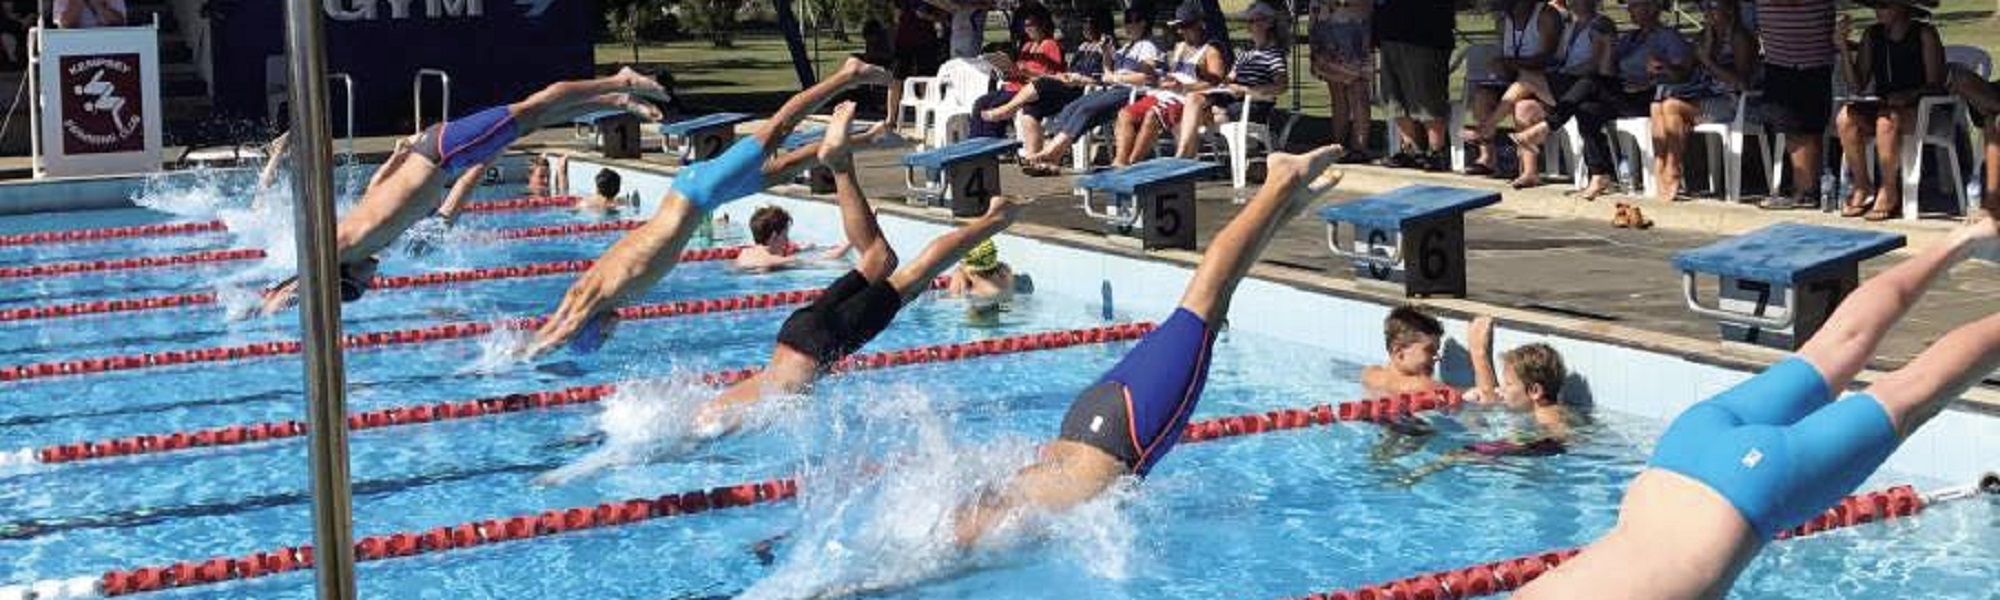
[
  {"xmin": 760, "ymin": 118, "xmax": 890, "ymax": 187},
  {"xmin": 885, "ymin": 195, "xmax": 1029, "ymax": 302},
  {"xmin": 1794, "ymin": 217, "xmax": 1998, "ymax": 395},
  {"xmin": 1862, "ymin": 312, "xmax": 2000, "ymax": 437},
  {"xmin": 1176, "ymin": 145, "xmax": 1347, "ymax": 322},
  {"xmin": 750, "ymin": 56, "xmax": 891, "ymax": 152},
  {"xmin": 507, "ymin": 68, "xmax": 669, "ymax": 128},
  {"xmin": 820, "ymin": 102, "xmax": 899, "ymax": 283}
]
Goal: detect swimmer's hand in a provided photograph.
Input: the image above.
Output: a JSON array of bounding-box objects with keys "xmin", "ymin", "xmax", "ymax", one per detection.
[
  {"xmin": 522, "ymin": 274, "xmax": 626, "ymax": 358},
  {"xmin": 249, "ymin": 279, "xmax": 302, "ymax": 318}
]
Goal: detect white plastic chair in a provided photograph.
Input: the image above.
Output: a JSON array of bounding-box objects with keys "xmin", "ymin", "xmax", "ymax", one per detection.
[
  {"xmin": 1896, "ymin": 45, "xmax": 1991, "ymax": 220},
  {"xmin": 1610, "ymin": 113, "xmax": 1656, "ymax": 197},
  {"xmin": 1449, "ymin": 44, "xmax": 1501, "ymax": 172},
  {"xmin": 915, "ymin": 59, "xmax": 997, "ymax": 150},
  {"xmin": 1692, "ymin": 91, "xmax": 1773, "ymax": 203}
]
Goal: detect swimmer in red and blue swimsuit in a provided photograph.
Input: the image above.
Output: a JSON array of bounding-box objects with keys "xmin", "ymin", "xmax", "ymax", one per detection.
[
  {"xmin": 255, "ymin": 68, "xmax": 672, "ymax": 317},
  {"xmin": 946, "ymin": 143, "xmax": 1352, "ymax": 547},
  {"xmin": 522, "ymin": 57, "xmax": 898, "ymax": 357},
  {"xmin": 1518, "ymin": 214, "xmax": 1999, "ymax": 599}
]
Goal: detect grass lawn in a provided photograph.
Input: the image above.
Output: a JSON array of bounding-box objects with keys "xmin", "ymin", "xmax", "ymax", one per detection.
[{"xmin": 606, "ymin": 0, "xmax": 1997, "ymax": 132}]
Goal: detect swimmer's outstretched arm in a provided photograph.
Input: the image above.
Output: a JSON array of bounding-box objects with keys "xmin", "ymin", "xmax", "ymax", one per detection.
[
  {"xmin": 522, "ymin": 193, "xmax": 703, "ymax": 356},
  {"xmin": 256, "ymin": 131, "xmax": 291, "ymax": 190},
  {"xmin": 434, "ymin": 158, "xmax": 493, "ymax": 227}
]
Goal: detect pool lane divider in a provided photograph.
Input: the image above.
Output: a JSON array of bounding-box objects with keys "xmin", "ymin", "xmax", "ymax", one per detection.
[
  {"xmin": 0, "ymin": 243, "xmax": 768, "ymax": 323},
  {"xmin": 7, "ymin": 385, "xmax": 1985, "ymax": 599},
  {"xmin": 0, "ymin": 196, "xmax": 581, "ymax": 249},
  {"xmin": 0, "ymin": 217, "xmax": 645, "ymax": 282},
  {"xmin": 4, "ymin": 321, "xmax": 1153, "ymax": 467}
]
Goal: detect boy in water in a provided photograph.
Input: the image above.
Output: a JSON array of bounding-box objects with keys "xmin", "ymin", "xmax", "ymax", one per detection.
[
  {"xmin": 523, "ymin": 58, "xmax": 895, "ymax": 356},
  {"xmin": 731, "ymin": 206, "xmax": 852, "ymax": 273},
  {"xmin": 944, "ymin": 239, "xmax": 1017, "ymax": 319},
  {"xmin": 1360, "ymin": 305, "xmax": 1446, "ymax": 397},
  {"xmin": 574, "ymin": 168, "xmax": 632, "ymax": 215}
]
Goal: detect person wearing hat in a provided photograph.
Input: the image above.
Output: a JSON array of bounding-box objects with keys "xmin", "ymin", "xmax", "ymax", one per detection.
[
  {"xmin": 946, "ymin": 238, "xmax": 1019, "ymax": 318},
  {"xmin": 1112, "ymin": 1, "xmax": 1227, "ymax": 167},
  {"xmin": 1171, "ymin": 1, "xmax": 1291, "ymax": 160},
  {"xmin": 1831, "ymin": 0, "xmax": 1946, "ymax": 221},
  {"xmin": 1018, "ymin": 7, "xmax": 1165, "ymax": 174}
]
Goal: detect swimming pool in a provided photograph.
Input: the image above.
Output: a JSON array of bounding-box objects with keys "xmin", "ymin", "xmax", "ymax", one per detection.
[{"xmin": 0, "ymin": 159, "xmax": 1992, "ymax": 599}]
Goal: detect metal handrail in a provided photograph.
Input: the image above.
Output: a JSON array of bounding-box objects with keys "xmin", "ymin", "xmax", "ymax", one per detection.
[
  {"xmin": 328, "ymin": 72, "xmax": 354, "ymax": 157},
  {"xmin": 1680, "ymin": 273, "xmax": 1799, "ymax": 331},
  {"xmin": 1078, "ymin": 188, "xmax": 1143, "ymax": 229},
  {"xmin": 413, "ymin": 68, "xmax": 451, "ymax": 134},
  {"xmin": 1324, "ymin": 221, "xmax": 1405, "ymax": 268}
]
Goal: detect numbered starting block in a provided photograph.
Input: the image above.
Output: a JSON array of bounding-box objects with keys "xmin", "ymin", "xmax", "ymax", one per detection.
[
  {"xmin": 1673, "ymin": 222, "xmax": 1904, "ymax": 350},
  {"xmin": 781, "ymin": 123, "xmax": 875, "ymax": 194},
  {"xmin": 571, "ymin": 109, "xmax": 643, "ymax": 159},
  {"xmin": 660, "ymin": 112, "xmax": 754, "ymax": 164},
  {"xmin": 901, "ymin": 137, "xmax": 1020, "ymax": 218},
  {"xmin": 1318, "ymin": 185, "xmax": 1499, "ymax": 297},
  {"xmin": 1077, "ymin": 158, "xmax": 1217, "ymax": 250}
]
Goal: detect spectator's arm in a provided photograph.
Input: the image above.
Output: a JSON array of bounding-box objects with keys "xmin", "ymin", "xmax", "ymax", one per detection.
[
  {"xmin": 1836, "ymin": 15, "xmax": 1868, "ymax": 93},
  {"xmin": 1918, "ymin": 25, "xmax": 1946, "ymax": 95},
  {"xmin": 94, "ymin": 0, "xmax": 125, "ymax": 25},
  {"xmin": 1188, "ymin": 46, "xmax": 1229, "ymax": 92}
]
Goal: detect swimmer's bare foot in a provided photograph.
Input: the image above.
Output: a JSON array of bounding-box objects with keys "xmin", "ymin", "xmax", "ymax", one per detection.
[
  {"xmin": 614, "ymin": 66, "xmax": 669, "ymax": 102},
  {"xmin": 1948, "ymin": 213, "xmax": 1998, "ymax": 260},
  {"xmin": 1268, "ymin": 144, "xmax": 1347, "ymax": 205},
  {"xmin": 838, "ymin": 57, "xmax": 893, "ymax": 87},
  {"xmin": 818, "ymin": 101, "xmax": 858, "ymax": 171},
  {"xmin": 983, "ymin": 194, "xmax": 1034, "ymax": 224},
  {"xmin": 855, "ymin": 118, "xmax": 892, "ymax": 145},
  {"xmin": 606, "ymin": 93, "xmax": 664, "ymax": 122}
]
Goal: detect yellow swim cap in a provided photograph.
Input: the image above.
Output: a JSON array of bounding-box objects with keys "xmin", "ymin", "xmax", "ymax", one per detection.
[{"xmin": 963, "ymin": 239, "xmax": 1001, "ymax": 273}]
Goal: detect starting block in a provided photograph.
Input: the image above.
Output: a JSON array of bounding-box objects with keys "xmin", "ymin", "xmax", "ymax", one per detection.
[
  {"xmin": 1673, "ymin": 222, "xmax": 1904, "ymax": 349},
  {"xmin": 660, "ymin": 112, "xmax": 754, "ymax": 164},
  {"xmin": 1076, "ymin": 158, "xmax": 1216, "ymax": 250},
  {"xmin": 1318, "ymin": 185, "xmax": 1499, "ymax": 297},
  {"xmin": 571, "ymin": 109, "xmax": 641, "ymax": 159},
  {"xmin": 901, "ymin": 137, "xmax": 1020, "ymax": 218}
]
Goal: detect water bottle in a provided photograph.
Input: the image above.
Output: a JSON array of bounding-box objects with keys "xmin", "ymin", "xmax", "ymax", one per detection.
[{"xmin": 1819, "ymin": 172, "xmax": 1837, "ymax": 209}]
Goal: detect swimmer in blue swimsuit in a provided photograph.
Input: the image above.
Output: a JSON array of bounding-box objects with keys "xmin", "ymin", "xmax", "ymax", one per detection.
[
  {"xmin": 254, "ymin": 68, "xmax": 671, "ymax": 317},
  {"xmin": 1518, "ymin": 213, "xmax": 1999, "ymax": 600},
  {"xmin": 531, "ymin": 103, "xmax": 1028, "ymax": 486},
  {"xmin": 522, "ymin": 57, "xmax": 896, "ymax": 357},
  {"xmin": 945, "ymin": 144, "xmax": 1351, "ymax": 548}
]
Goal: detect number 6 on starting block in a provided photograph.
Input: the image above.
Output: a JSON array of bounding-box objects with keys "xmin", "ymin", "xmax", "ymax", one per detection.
[{"xmin": 1318, "ymin": 185, "xmax": 1498, "ymax": 297}]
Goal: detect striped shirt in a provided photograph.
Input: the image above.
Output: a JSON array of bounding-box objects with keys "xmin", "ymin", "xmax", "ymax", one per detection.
[
  {"xmin": 1231, "ymin": 46, "xmax": 1288, "ymax": 87},
  {"xmin": 1757, "ymin": 0, "xmax": 1835, "ymax": 69}
]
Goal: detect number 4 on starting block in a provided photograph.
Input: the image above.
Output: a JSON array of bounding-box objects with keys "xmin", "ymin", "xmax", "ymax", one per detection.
[{"xmin": 1319, "ymin": 185, "xmax": 1500, "ymax": 297}]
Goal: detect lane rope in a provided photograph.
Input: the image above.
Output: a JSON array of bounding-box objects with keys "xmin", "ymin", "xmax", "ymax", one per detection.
[
  {"xmin": 2, "ymin": 322, "xmax": 1154, "ymax": 467},
  {"xmin": 0, "ymin": 196, "xmax": 579, "ymax": 249},
  {"xmin": 0, "ymin": 244, "xmax": 760, "ymax": 324},
  {"xmin": 9, "ymin": 385, "xmax": 1985, "ymax": 599},
  {"xmin": 0, "ymin": 218, "xmax": 647, "ymax": 282}
]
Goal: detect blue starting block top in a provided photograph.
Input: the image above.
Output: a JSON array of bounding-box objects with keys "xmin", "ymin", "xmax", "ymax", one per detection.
[
  {"xmin": 570, "ymin": 109, "xmax": 630, "ymax": 125},
  {"xmin": 1317, "ymin": 185, "xmax": 1500, "ymax": 231},
  {"xmin": 901, "ymin": 137, "xmax": 1021, "ymax": 170},
  {"xmin": 1076, "ymin": 158, "xmax": 1216, "ymax": 194},
  {"xmin": 659, "ymin": 112, "xmax": 754, "ymax": 137},
  {"xmin": 1673, "ymin": 222, "xmax": 1905, "ymax": 284}
]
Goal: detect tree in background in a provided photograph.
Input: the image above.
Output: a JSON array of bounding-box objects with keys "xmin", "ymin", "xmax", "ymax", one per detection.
[
  {"xmin": 607, "ymin": 1, "xmax": 666, "ymax": 61},
  {"xmin": 677, "ymin": 0, "xmax": 738, "ymax": 48}
]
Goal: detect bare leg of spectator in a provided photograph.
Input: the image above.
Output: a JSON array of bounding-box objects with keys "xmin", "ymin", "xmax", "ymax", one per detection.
[
  {"xmin": 1112, "ymin": 108, "xmax": 1142, "ymax": 168},
  {"xmin": 1866, "ymin": 108, "xmax": 1914, "ymax": 221},
  {"xmin": 1986, "ymin": 121, "xmax": 1999, "ymax": 214},
  {"xmin": 1463, "ymin": 87, "xmax": 1500, "ymax": 173},
  {"xmin": 1652, "ymin": 98, "xmax": 1699, "ymax": 202},
  {"xmin": 1015, "ymin": 112, "xmax": 1047, "ymax": 158},
  {"xmin": 1834, "ymin": 105, "xmax": 1875, "ymax": 216},
  {"xmin": 1510, "ymin": 99, "xmax": 1549, "ymax": 188},
  {"xmin": 1349, "ymin": 78, "xmax": 1374, "ymax": 153},
  {"xmin": 1174, "ymin": 94, "xmax": 1210, "ymax": 159},
  {"xmin": 1783, "ymin": 136, "xmax": 1824, "ymax": 207}
]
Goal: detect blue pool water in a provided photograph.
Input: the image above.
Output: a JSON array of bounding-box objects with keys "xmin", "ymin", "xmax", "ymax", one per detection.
[{"xmin": 0, "ymin": 173, "xmax": 1992, "ymax": 599}]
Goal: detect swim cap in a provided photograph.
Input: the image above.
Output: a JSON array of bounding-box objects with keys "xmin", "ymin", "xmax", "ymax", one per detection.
[{"xmin": 963, "ymin": 240, "xmax": 1001, "ymax": 273}]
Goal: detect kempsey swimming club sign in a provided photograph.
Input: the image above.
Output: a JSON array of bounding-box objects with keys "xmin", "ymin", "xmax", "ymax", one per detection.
[{"xmin": 59, "ymin": 54, "xmax": 145, "ymax": 155}]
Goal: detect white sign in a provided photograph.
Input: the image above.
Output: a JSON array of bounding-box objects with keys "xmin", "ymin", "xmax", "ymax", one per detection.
[{"xmin": 32, "ymin": 24, "xmax": 163, "ymax": 179}]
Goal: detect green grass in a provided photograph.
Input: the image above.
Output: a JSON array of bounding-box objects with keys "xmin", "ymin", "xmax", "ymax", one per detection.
[{"xmin": 603, "ymin": 0, "xmax": 1998, "ymax": 120}]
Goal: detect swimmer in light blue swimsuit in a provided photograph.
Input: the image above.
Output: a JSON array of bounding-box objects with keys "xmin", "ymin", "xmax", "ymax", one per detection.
[
  {"xmin": 254, "ymin": 68, "xmax": 672, "ymax": 317},
  {"xmin": 523, "ymin": 57, "xmax": 896, "ymax": 357},
  {"xmin": 1517, "ymin": 213, "xmax": 1999, "ymax": 600}
]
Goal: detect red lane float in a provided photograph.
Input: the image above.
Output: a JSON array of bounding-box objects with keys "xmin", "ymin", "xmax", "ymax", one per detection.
[
  {"xmin": 0, "ymin": 218, "xmax": 659, "ymax": 282},
  {"xmin": 0, "ymin": 249, "xmax": 266, "ymax": 280},
  {"xmin": 0, "ymin": 287, "xmax": 833, "ymax": 383},
  {"xmin": 0, "ymin": 197, "xmax": 574, "ymax": 250},
  {"xmin": 92, "ymin": 476, "xmax": 802, "ymax": 596},
  {"xmin": 28, "ymin": 322, "xmax": 1155, "ymax": 465},
  {"xmin": 1178, "ymin": 387, "xmax": 1463, "ymax": 445},
  {"xmin": 0, "ymin": 221, "xmax": 229, "ymax": 248},
  {"xmin": 0, "ymin": 246, "xmax": 756, "ymax": 324},
  {"xmin": 1281, "ymin": 485, "xmax": 1936, "ymax": 600},
  {"xmin": 457, "ymin": 196, "xmax": 582, "ymax": 214}
]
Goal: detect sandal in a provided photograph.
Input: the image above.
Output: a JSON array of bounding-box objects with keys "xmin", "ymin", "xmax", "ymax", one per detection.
[
  {"xmin": 1611, "ymin": 203, "xmax": 1633, "ymax": 228},
  {"xmin": 1629, "ymin": 205, "xmax": 1654, "ymax": 230},
  {"xmin": 1864, "ymin": 198, "xmax": 1902, "ymax": 221},
  {"xmin": 1463, "ymin": 163, "xmax": 1496, "ymax": 177},
  {"xmin": 1510, "ymin": 176, "xmax": 1544, "ymax": 190},
  {"xmin": 1840, "ymin": 194, "xmax": 1875, "ymax": 217}
]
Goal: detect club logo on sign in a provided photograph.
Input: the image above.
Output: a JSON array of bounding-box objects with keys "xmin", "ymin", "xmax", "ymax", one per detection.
[{"xmin": 59, "ymin": 54, "xmax": 144, "ymax": 155}]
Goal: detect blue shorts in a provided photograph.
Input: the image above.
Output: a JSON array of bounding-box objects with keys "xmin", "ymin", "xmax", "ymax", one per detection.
[
  {"xmin": 1649, "ymin": 357, "xmax": 1901, "ymax": 536},
  {"xmin": 418, "ymin": 105, "xmax": 520, "ymax": 177},
  {"xmin": 1057, "ymin": 308, "xmax": 1217, "ymax": 477},
  {"xmin": 670, "ymin": 137, "xmax": 768, "ymax": 211}
]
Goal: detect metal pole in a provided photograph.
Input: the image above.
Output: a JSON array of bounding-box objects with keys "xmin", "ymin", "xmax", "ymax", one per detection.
[
  {"xmin": 281, "ymin": 0, "xmax": 358, "ymax": 597},
  {"xmin": 773, "ymin": 0, "xmax": 817, "ymax": 88}
]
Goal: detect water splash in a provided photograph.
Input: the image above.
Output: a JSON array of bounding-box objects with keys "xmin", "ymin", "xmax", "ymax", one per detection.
[
  {"xmin": 528, "ymin": 376, "xmax": 808, "ymax": 487},
  {"xmin": 740, "ymin": 385, "xmax": 1136, "ymax": 599}
]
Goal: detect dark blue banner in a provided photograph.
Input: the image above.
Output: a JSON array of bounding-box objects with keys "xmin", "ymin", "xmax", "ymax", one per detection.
[{"xmin": 208, "ymin": 0, "xmax": 595, "ymax": 136}]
